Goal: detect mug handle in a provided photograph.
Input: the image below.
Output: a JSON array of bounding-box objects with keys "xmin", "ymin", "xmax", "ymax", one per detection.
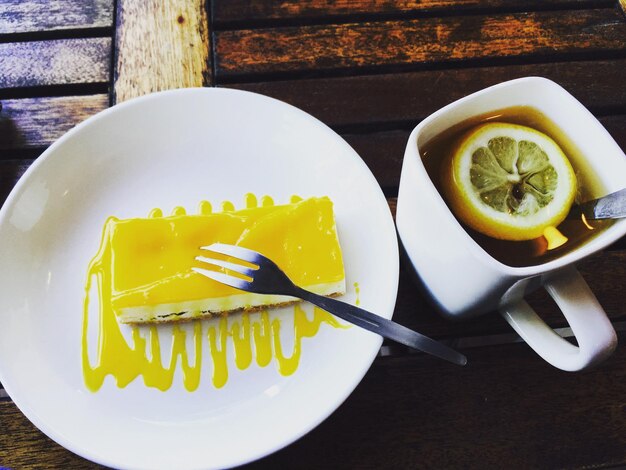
[{"xmin": 499, "ymin": 266, "xmax": 617, "ymax": 371}]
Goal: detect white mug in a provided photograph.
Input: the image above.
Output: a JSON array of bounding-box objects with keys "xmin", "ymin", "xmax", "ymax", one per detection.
[{"xmin": 396, "ymin": 77, "xmax": 626, "ymax": 371}]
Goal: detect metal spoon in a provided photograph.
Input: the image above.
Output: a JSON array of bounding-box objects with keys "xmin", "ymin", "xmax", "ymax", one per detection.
[{"xmin": 567, "ymin": 188, "xmax": 626, "ymax": 220}]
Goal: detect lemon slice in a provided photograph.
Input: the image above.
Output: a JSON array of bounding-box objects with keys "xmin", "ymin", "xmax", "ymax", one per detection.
[{"xmin": 443, "ymin": 122, "xmax": 577, "ymax": 241}]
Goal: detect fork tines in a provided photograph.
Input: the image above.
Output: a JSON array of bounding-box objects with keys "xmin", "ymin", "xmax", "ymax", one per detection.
[
  {"xmin": 200, "ymin": 243, "xmax": 261, "ymax": 263},
  {"xmin": 192, "ymin": 243, "xmax": 258, "ymax": 291}
]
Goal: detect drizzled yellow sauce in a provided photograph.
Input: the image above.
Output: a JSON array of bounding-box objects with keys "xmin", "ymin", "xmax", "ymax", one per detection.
[
  {"xmin": 82, "ymin": 194, "xmax": 350, "ymax": 392},
  {"xmin": 221, "ymin": 201, "xmax": 235, "ymax": 212}
]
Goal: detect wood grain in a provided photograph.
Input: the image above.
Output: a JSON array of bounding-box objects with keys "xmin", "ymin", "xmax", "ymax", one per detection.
[
  {"xmin": 0, "ymin": 0, "xmax": 113, "ymax": 35},
  {"xmin": 0, "ymin": 401, "xmax": 105, "ymax": 468},
  {"xmin": 0, "ymin": 38, "xmax": 111, "ymax": 89},
  {"xmin": 0, "ymin": 95, "xmax": 109, "ymax": 151},
  {"xmin": 342, "ymin": 130, "xmax": 408, "ymax": 191},
  {"xmin": 600, "ymin": 114, "xmax": 626, "ymax": 154},
  {"xmin": 0, "ymin": 160, "xmax": 34, "ymax": 207},
  {"xmin": 230, "ymin": 59, "xmax": 626, "ymax": 130},
  {"xmin": 214, "ymin": 0, "xmax": 613, "ymax": 24},
  {"xmin": 214, "ymin": 9, "xmax": 626, "ymax": 78},
  {"xmin": 113, "ymin": 0, "xmax": 211, "ymax": 103},
  {"xmin": 246, "ymin": 337, "xmax": 626, "ymax": 469},
  {"xmin": 2, "ymin": 336, "xmax": 626, "ymax": 469}
]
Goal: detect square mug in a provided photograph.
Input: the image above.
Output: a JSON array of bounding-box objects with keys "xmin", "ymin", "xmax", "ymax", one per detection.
[{"xmin": 396, "ymin": 77, "xmax": 626, "ymax": 371}]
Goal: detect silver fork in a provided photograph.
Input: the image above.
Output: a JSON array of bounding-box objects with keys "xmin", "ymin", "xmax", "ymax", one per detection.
[{"xmin": 192, "ymin": 243, "xmax": 467, "ymax": 366}]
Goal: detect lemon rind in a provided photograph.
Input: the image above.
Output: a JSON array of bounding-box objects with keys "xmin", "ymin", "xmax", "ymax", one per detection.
[{"xmin": 444, "ymin": 122, "xmax": 577, "ymax": 241}]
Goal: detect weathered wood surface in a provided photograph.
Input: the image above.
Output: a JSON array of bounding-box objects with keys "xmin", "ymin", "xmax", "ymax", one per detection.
[
  {"xmin": 0, "ymin": 160, "xmax": 35, "ymax": 204},
  {"xmin": 247, "ymin": 337, "xmax": 626, "ymax": 469},
  {"xmin": 228, "ymin": 59, "xmax": 626, "ymax": 129},
  {"xmin": 2, "ymin": 334, "xmax": 626, "ymax": 469},
  {"xmin": 2, "ymin": 58, "xmax": 624, "ymax": 177},
  {"xmin": 0, "ymin": 400, "xmax": 107, "ymax": 469},
  {"xmin": 214, "ymin": 9, "xmax": 626, "ymax": 79},
  {"xmin": 0, "ymin": 0, "xmax": 113, "ymax": 35},
  {"xmin": 113, "ymin": 0, "xmax": 211, "ymax": 103},
  {"xmin": 214, "ymin": 0, "xmax": 614, "ymax": 24},
  {"xmin": 0, "ymin": 38, "xmax": 111, "ymax": 89},
  {"xmin": 601, "ymin": 114, "xmax": 626, "ymax": 153},
  {"xmin": 0, "ymin": 95, "xmax": 109, "ymax": 151}
]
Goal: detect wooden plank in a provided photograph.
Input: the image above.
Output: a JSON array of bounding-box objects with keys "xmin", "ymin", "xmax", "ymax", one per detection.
[
  {"xmin": 0, "ymin": 95, "xmax": 109, "ymax": 151},
  {"xmin": 2, "ymin": 337, "xmax": 625, "ymax": 468},
  {"xmin": 249, "ymin": 337, "xmax": 626, "ymax": 469},
  {"xmin": 230, "ymin": 59, "xmax": 626, "ymax": 129},
  {"xmin": 0, "ymin": 400, "xmax": 104, "ymax": 468},
  {"xmin": 600, "ymin": 114, "xmax": 626, "ymax": 153},
  {"xmin": 0, "ymin": 38, "xmax": 111, "ymax": 89},
  {"xmin": 113, "ymin": 0, "xmax": 211, "ymax": 103},
  {"xmin": 343, "ymin": 130, "xmax": 408, "ymax": 191},
  {"xmin": 214, "ymin": 0, "xmax": 612, "ymax": 24},
  {"xmin": 0, "ymin": 160, "xmax": 35, "ymax": 208},
  {"xmin": 0, "ymin": 0, "xmax": 113, "ymax": 35},
  {"xmin": 214, "ymin": 9, "xmax": 626, "ymax": 78}
]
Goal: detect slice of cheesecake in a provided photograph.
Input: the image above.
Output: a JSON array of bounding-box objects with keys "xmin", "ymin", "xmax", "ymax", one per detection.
[{"xmin": 105, "ymin": 197, "xmax": 345, "ymax": 323}]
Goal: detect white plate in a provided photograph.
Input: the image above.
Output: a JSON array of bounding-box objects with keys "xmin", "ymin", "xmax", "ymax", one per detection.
[{"xmin": 0, "ymin": 88, "xmax": 399, "ymax": 469}]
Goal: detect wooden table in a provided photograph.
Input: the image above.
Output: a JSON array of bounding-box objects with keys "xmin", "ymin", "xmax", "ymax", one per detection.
[{"xmin": 1, "ymin": 1, "xmax": 626, "ymax": 468}]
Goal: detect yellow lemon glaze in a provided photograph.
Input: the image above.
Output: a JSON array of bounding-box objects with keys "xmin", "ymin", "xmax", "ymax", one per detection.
[
  {"xmin": 82, "ymin": 195, "xmax": 350, "ymax": 392},
  {"xmin": 104, "ymin": 196, "xmax": 345, "ymax": 322}
]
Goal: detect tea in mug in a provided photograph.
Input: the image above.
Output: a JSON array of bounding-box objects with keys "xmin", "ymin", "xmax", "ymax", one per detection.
[{"xmin": 420, "ymin": 106, "xmax": 613, "ymax": 267}]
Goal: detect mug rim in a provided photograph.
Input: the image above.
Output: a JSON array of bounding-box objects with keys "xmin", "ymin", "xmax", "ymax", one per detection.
[{"xmin": 407, "ymin": 76, "xmax": 626, "ymax": 277}]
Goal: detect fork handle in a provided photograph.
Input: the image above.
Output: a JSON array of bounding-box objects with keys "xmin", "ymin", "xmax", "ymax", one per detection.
[{"xmin": 294, "ymin": 288, "xmax": 467, "ymax": 366}]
